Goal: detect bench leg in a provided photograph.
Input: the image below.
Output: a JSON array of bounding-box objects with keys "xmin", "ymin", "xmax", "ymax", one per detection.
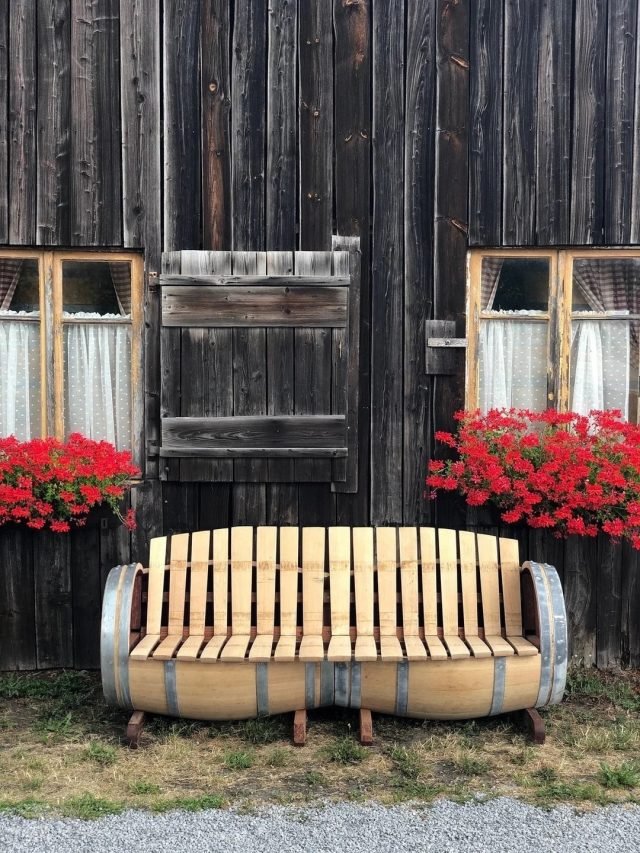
[
  {"xmin": 359, "ymin": 709, "xmax": 373, "ymax": 746},
  {"xmin": 293, "ymin": 709, "xmax": 307, "ymax": 746},
  {"xmin": 521, "ymin": 707, "xmax": 545, "ymax": 744},
  {"xmin": 126, "ymin": 710, "xmax": 147, "ymax": 749}
]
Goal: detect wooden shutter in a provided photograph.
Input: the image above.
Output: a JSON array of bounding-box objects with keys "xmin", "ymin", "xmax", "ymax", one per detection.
[{"xmin": 156, "ymin": 243, "xmax": 360, "ymax": 491}]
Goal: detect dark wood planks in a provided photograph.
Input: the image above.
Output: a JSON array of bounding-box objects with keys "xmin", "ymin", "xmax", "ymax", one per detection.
[
  {"xmin": 37, "ymin": 0, "xmax": 71, "ymax": 245},
  {"xmin": 333, "ymin": 0, "xmax": 371, "ymax": 522},
  {"xmin": 232, "ymin": 0, "xmax": 267, "ymax": 251},
  {"xmin": 371, "ymin": 0, "xmax": 404, "ymax": 523},
  {"xmin": 0, "ymin": 528, "xmax": 36, "ymax": 670},
  {"xmin": 596, "ymin": 535, "xmax": 623, "ymax": 668},
  {"xmin": 35, "ymin": 535, "xmax": 73, "ymax": 669},
  {"xmin": 299, "ymin": 0, "xmax": 333, "ymax": 250},
  {"xmin": 160, "ymin": 252, "xmax": 182, "ymax": 481},
  {"xmin": 163, "ymin": 0, "xmax": 201, "ymax": 251},
  {"xmin": 571, "ymin": 0, "xmax": 607, "ymax": 245},
  {"xmin": 266, "ymin": 0, "xmax": 297, "ymax": 251},
  {"xmin": 404, "ymin": 1, "xmax": 435, "ymax": 523},
  {"xmin": 179, "ymin": 250, "xmax": 233, "ymax": 481},
  {"xmin": 9, "ymin": 0, "xmax": 36, "ymax": 244},
  {"xmin": 201, "ymin": 0, "xmax": 231, "ymax": 251},
  {"xmin": 432, "ymin": 0, "xmax": 468, "ymax": 531},
  {"xmin": 604, "ymin": 0, "xmax": 637, "ymax": 245},
  {"xmin": 536, "ymin": 0, "xmax": 572, "ymax": 245},
  {"xmin": 0, "ymin": 5, "xmax": 7, "ymax": 243},
  {"xmin": 502, "ymin": 0, "xmax": 539, "ymax": 245},
  {"xmin": 70, "ymin": 0, "xmax": 121, "ymax": 245},
  {"xmin": 564, "ymin": 536, "xmax": 597, "ymax": 665},
  {"xmin": 71, "ymin": 524, "xmax": 102, "ymax": 669},
  {"xmin": 469, "ymin": 0, "xmax": 502, "ymax": 247}
]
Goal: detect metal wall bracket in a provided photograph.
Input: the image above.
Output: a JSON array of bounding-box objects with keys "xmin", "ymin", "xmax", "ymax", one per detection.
[{"xmin": 425, "ymin": 320, "xmax": 467, "ymax": 375}]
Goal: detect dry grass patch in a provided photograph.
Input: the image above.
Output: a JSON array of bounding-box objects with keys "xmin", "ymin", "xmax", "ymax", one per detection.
[{"xmin": 0, "ymin": 667, "xmax": 638, "ymax": 816}]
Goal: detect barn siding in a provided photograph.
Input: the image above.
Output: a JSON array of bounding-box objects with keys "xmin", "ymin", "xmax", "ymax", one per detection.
[{"xmin": 1, "ymin": 0, "xmax": 640, "ymax": 669}]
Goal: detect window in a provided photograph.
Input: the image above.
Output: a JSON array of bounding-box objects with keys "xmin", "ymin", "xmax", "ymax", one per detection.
[
  {"xmin": 467, "ymin": 249, "xmax": 640, "ymax": 422},
  {"xmin": 0, "ymin": 250, "xmax": 143, "ymax": 456}
]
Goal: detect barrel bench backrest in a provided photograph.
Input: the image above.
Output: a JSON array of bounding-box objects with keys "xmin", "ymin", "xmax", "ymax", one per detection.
[{"xmin": 140, "ymin": 527, "xmax": 530, "ymax": 646}]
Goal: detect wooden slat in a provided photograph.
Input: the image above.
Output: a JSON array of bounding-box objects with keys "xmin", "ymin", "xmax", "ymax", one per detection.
[
  {"xmin": 162, "ymin": 284, "xmax": 348, "ymax": 328},
  {"xmin": 163, "ymin": 0, "xmax": 200, "ymax": 250},
  {"xmin": 438, "ymin": 529, "xmax": 469, "ymax": 659},
  {"xmin": 70, "ymin": 0, "xmax": 121, "ymax": 245},
  {"xmin": 327, "ymin": 527, "xmax": 352, "ymax": 661},
  {"xmin": 353, "ymin": 528, "xmax": 377, "ymax": 662},
  {"xmin": 153, "ymin": 533, "xmax": 189, "ymax": 660},
  {"xmin": 273, "ymin": 527, "xmax": 299, "ymax": 660},
  {"xmin": 201, "ymin": 0, "xmax": 231, "ymax": 251},
  {"xmin": 376, "ymin": 528, "xmax": 403, "ymax": 661},
  {"xmin": 161, "ymin": 274, "xmax": 348, "ymax": 287},
  {"xmin": 219, "ymin": 526, "xmax": 252, "ymax": 660},
  {"xmin": 9, "ymin": 0, "xmax": 36, "ymax": 244},
  {"xmin": 499, "ymin": 537, "xmax": 523, "ymax": 637},
  {"xmin": 469, "ymin": 0, "xmax": 502, "ymax": 245},
  {"xmin": 571, "ymin": 0, "xmax": 607, "ymax": 244},
  {"xmin": 176, "ymin": 530, "xmax": 210, "ymax": 660},
  {"xmin": 298, "ymin": 527, "xmax": 326, "ymax": 661},
  {"xmin": 37, "ymin": 0, "xmax": 70, "ymax": 245},
  {"xmin": 399, "ymin": 529, "xmax": 427, "ymax": 660},
  {"xmin": 330, "ymin": 250, "xmax": 349, "ymax": 485},
  {"xmin": 371, "ymin": 0, "xmax": 404, "ymax": 522},
  {"xmin": 459, "ymin": 531, "xmax": 491, "ymax": 659},
  {"xmin": 477, "ymin": 533, "xmax": 514, "ymax": 657},
  {"xmin": 160, "ymin": 252, "xmax": 181, "ymax": 480},
  {"xmin": 130, "ymin": 537, "xmax": 166, "ymax": 660},
  {"xmin": 419, "ymin": 527, "xmax": 448, "ymax": 660},
  {"xmin": 160, "ymin": 416, "xmax": 347, "ymax": 456},
  {"xmin": 200, "ymin": 528, "xmax": 229, "ymax": 661},
  {"xmin": 249, "ymin": 526, "xmax": 277, "ymax": 661}
]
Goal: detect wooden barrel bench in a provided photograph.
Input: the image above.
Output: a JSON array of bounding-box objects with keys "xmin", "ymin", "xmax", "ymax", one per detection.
[{"xmin": 101, "ymin": 526, "xmax": 567, "ymax": 746}]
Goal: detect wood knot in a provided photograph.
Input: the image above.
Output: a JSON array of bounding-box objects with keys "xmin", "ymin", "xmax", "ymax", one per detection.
[{"xmin": 209, "ymin": 81, "xmax": 218, "ymax": 93}]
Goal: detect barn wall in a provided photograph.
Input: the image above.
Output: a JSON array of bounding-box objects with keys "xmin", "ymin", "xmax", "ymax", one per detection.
[{"xmin": 1, "ymin": 0, "xmax": 639, "ymax": 669}]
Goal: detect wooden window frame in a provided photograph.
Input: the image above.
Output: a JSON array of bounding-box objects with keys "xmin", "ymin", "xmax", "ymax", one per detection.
[
  {"xmin": 466, "ymin": 247, "xmax": 640, "ymax": 419},
  {"xmin": 0, "ymin": 249, "xmax": 144, "ymax": 464}
]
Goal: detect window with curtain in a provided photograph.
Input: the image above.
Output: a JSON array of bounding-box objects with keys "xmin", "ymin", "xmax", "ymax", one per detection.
[
  {"xmin": 467, "ymin": 250, "xmax": 640, "ymax": 422},
  {"xmin": 0, "ymin": 251, "xmax": 142, "ymax": 455}
]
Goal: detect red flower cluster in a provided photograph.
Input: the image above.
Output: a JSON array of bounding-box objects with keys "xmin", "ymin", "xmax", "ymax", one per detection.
[
  {"xmin": 427, "ymin": 409, "xmax": 640, "ymax": 549},
  {"xmin": 0, "ymin": 434, "xmax": 140, "ymax": 533}
]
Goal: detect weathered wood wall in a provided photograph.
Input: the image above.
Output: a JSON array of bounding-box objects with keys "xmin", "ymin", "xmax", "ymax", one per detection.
[{"xmin": 1, "ymin": 0, "xmax": 640, "ymax": 670}]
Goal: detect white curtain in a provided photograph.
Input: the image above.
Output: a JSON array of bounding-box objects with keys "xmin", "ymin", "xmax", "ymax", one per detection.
[
  {"xmin": 64, "ymin": 322, "xmax": 131, "ymax": 448},
  {"xmin": 0, "ymin": 318, "xmax": 40, "ymax": 439},
  {"xmin": 479, "ymin": 320, "xmax": 548, "ymax": 412},
  {"xmin": 570, "ymin": 320, "xmax": 630, "ymax": 417}
]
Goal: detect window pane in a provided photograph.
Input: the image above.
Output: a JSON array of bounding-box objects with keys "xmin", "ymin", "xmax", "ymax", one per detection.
[
  {"xmin": 572, "ymin": 257, "xmax": 640, "ymax": 312},
  {"xmin": 479, "ymin": 320, "xmax": 548, "ymax": 412},
  {"xmin": 571, "ymin": 320, "xmax": 638, "ymax": 421},
  {"xmin": 482, "ymin": 258, "xmax": 550, "ymax": 311},
  {"xmin": 0, "ymin": 319, "xmax": 40, "ymax": 438},
  {"xmin": 62, "ymin": 261, "xmax": 131, "ymax": 315},
  {"xmin": 2, "ymin": 258, "xmax": 40, "ymax": 312},
  {"xmin": 64, "ymin": 323, "xmax": 131, "ymax": 449}
]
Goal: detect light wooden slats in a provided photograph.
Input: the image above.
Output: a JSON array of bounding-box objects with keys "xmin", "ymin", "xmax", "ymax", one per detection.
[
  {"xmin": 327, "ymin": 527, "xmax": 352, "ymax": 661},
  {"xmin": 174, "ymin": 529, "xmax": 209, "ymax": 662},
  {"xmin": 200, "ymin": 528, "xmax": 230, "ymax": 661},
  {"xmin": 130, "ymin": 536, "xmax": 166, "ymax": 660},
  {"xmin": 458, "ymin": 531, "xmax": 492, "ymax": 659},
  {"xmin": 274, "ymin": 527, "xmax": 299, "ymax": 660},
  {"xmin": 249, "ymin": 526, "xmax": 278, "ymax": 661},
  {"xmin": 220, "ymin": 526, "xmax": 253, "ymax": 660},
  {"xmin": 353, "ymin": 528, "xmax": 377, "ymax": 661},
  {"xmin": 438, "ymin": 529, "xmax": 470, "ymax": 659},
  {"xmin": 298, "ymin": 527, "xmax": 326, "ymax": 661},
  {"xmin": 376, "ymin": 528, "xmax": 403, "ymax": 661},
  {"xmin": 153, "ymin": 533, "xmax": 189, "ymax": 659},
  {"xmin": 477, "ymin": 533, "xmax": 514, "ymax": 657},
  {"xmin": 418, "ymin": 527, "xmax": 448, "ymax": 660},
  {"xmin": 399, "ymin": 528, "xmax": 427, "ymax": 660},
  {"xmin": 161, "ymin": 284, "xmax": 348, "ymax": 328},
  {"xmin": 499, "ymin": 537, "xmax": 538, "ymax": 656}
]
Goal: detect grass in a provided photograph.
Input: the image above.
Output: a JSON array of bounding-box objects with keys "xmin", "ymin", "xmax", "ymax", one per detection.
[{"xmin": 0, "ymin": 667, "xmax": 639, "ymax": 817}]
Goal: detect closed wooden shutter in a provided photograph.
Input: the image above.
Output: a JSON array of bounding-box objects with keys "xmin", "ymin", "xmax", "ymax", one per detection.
[{"xmin": 156, "ymin": 242, "xmax": 360, "ymax": 491}]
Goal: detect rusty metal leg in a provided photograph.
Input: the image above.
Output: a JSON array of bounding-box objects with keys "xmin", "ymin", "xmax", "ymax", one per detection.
[
  {"xmin": 293, "ymin": 709, "xmax": 307, "ymax": 746},
  {"xmin": 126, "ymin": 710, "xmax": 147, "ymax": 749},
  {"xmin": 521, "ymin": 708, "xmax": 545, "ymax": 744},
  {"xmin": 359, "ymin": 708, "xmax": 373, "ymax": 745}
]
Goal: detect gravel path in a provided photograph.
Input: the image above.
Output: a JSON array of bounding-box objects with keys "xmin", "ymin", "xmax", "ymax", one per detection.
[{"xmin": 1, "ymin": 798, "xmax": 639, "ymax": 853}]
